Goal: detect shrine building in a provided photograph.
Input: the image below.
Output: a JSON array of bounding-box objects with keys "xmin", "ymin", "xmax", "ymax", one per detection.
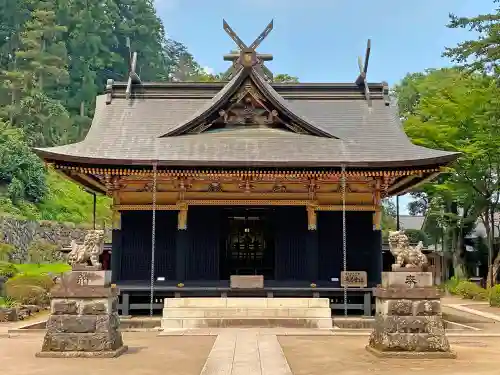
[{"xmin": 35, "ymin": 21, "xmax": 459, "ymax": 316}]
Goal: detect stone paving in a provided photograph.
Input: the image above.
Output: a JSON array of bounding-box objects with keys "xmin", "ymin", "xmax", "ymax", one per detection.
[
  {"xmin": 199, "ymin": 330, "xmax": 292, "ymax": 375},
  {"xmin": 1, "ymin": 301, "xmax": 500, "ymax": 375}
]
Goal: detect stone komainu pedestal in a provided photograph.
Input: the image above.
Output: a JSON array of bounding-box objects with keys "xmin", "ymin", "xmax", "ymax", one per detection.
[
  {"xmin": 366, "ymin": 271, "xmax": 456, "ymax": 359},
  {"xmin": 36, "ymin": 267, "xmax": 127, "ymax": 358}
]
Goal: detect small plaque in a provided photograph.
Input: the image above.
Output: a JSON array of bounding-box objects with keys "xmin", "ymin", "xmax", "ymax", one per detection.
[
  {"xmin": 340, "ymin": 271, "xmax": 367, "ymax": 288},
  {"xmin": 230, "ymin": 275, "xmax": 264, "ymax": 289}
]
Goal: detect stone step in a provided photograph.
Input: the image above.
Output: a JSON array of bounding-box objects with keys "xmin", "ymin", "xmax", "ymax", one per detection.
[
  {"xmin": 161, "ymin": 317, "xmax": 333, "ymax": 329},
  {"xmin": 162, "ymin": 307, "xmax": 331, "ymax": 319},
  {"xmin": 164, "ymin": 297, "xmax": 329, "ymax": 309}
]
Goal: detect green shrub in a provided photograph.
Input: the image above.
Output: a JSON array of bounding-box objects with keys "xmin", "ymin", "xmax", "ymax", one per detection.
[
  {"xmin": 0, "ymin": 296, "xmax": 16, "ymax": 307},
  {"xmin": 5, "ymin": 273, "xmax": 55, "ymax": 292},
  {"xmin": 455, "ymin": 280, "xmax": 487, "ymax": 300},
  {"xmin": 27, "ymin": 240, "xmax": 60, "ymax": 264},
  {"xmin": 5, "ymin": 284, "xmax": 49, "ymax": 306},
  {"xmin": 489, "ymin": 284, "xmax": 500, "ymax": 307},
  {"xmin": 445, "ymin": 276, "xmax": 462, "ymax": 295},
  {"xmin": 0, "ymin": 242, "xmax": 16, "ymax": 262},
  {"xmin": 0, "ymin": 262, "xmax": 18, "ymax": 278}
]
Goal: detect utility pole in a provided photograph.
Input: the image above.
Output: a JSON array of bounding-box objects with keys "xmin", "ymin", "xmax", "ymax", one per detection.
[{"xmin": 396, "ymin": 195, "xmax": 400, "ymax": 231}]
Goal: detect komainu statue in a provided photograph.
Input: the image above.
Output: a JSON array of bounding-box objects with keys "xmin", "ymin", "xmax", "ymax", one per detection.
[
  {"xmin": 67, "ymin": 230, "xmax": 105, "ymax": 268},
  {"xmin": 388, "ymin": 230, "xmax": 428, "ymax": 270}
]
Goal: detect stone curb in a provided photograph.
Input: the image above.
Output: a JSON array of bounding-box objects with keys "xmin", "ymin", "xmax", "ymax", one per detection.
[{"xmin": 444, "ymin": 304, "xmax": 500, "ymax": 322}]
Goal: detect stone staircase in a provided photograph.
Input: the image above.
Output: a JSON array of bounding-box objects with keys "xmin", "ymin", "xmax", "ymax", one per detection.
[{"xmin": 161, "ymin": 297, "xmax": 332, "ymax": 329}]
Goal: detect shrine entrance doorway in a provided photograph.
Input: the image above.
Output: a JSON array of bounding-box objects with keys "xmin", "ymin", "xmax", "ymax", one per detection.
[{"xmin": 219, "ymin": 208, "xmax": 275, "ymax": 280}]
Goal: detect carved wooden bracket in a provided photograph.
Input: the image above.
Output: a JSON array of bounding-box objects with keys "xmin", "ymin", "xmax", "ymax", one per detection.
[
  {"xmin": 177, "ymin": 203, "xmax": 188, "ymax": 230},
  {"xmin": 238, "ymin": 178, "xmax": 254, "ymax": 194},
  {"xmin": 104, "ymin": 175, "xmax": 122, "ymax": 196},
  {"xmin": 306, "ymin": 204, "xmax": 318, "ymax": 231}
]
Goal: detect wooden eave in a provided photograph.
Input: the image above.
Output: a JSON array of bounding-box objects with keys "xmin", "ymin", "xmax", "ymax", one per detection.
[{"xmin": 49, "ymin": 161, "xmax": 447, "ymax": 198}]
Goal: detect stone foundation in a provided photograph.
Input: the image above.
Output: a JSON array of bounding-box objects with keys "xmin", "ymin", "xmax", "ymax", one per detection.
[
  {"xmin": 161, "ymin": 297, "xmax": 332, "ymax": 329},
  {"xmin": 366, "ymin": 271, "xmax": 455, "ymax": 358},
  {"xmin": 36, "ymin": 269, "xmax": 127, "ymax": 358}
]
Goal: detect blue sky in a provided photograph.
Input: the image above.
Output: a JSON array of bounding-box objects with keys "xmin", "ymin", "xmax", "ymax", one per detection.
[{"xmin": 153, "ymin": 0, "xmax": 495, "ymax": 214}]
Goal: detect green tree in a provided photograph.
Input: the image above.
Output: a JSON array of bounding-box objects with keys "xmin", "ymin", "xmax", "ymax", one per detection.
[
  {"xmin": 5, "ymin": 1, "xmax": 71, "ymax": 146},
  {"xmin": 394, "ymin": 68, "xmax": 500, "ymax": 280},
  {"xmin": 0, "ymin": 122, "xmax": 47, "ymax": 203},
  {"xmin": 273, "ymin": 73, "xmax": 299, "ymax": 83},
  {"xmin": 444, "ymin": 1, "xmax": 500, "ymax": 76}
]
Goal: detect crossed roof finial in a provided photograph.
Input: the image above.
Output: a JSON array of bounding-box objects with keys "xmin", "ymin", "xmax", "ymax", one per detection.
[
  {"xmin": 355, "ymin": 39, "xmax": 372, "ymax": 106},
  {"xmin": 222, "ymin": 19, "xmax": 274, "ymax": 81}
]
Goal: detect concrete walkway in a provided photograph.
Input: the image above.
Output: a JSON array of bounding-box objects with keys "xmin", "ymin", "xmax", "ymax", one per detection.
[
  {"xmin": 444, "ymin": 304, "xmax": 500, "ymax": 322},
  {"xmin": 199, "ymin": 330, "xmax": 292, "ymax": 375}
]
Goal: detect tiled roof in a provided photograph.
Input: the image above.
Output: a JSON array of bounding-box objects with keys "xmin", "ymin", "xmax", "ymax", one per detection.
[{"xmin": 35, "ymin": 69, "xmax": 459, "ymax": 168}]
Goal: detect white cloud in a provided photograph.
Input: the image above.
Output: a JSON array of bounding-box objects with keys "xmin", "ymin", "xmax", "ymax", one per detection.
[{"xmin": 203, "ymin": 66, "xmax": 215, "ymax": 75}]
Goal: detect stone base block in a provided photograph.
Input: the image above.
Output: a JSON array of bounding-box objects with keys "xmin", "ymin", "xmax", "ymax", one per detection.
[
  {"xmin": 366, "ymin": 345, "xmax": 456, "ymax": 359},
  {"xmin": 162, "ymin": 307, "xmax": 331, "ymax": 319},
  {"xmin": 161, "ymin": 297, "xmax": 332, "ymax": 329},
  {"xmin": 41, "ymin": 330, "xmax": 124, "ymax": 352},
  {"xmin": 161, "ymin": 317, "xmax": 332, "ymax": 329},
  {"xmin": 164, "ymin": 297, "xmax": 329, "ymax": 308},
  {"xmin": 36, "ymin": 345, "xmax": 128, "ymax": 358}
]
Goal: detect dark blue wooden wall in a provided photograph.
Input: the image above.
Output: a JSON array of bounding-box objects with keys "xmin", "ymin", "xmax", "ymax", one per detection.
[
  {"xmin": 114, "ymin": 207, "xmax": 382, "ymax": 285},
  {"xmin": 274, "ymin": 207, "xmax": 309, "ymax": 280},
  {"xmin": 318, "ymin": 211, "xmax": 382, "ymax": 285},
  {"xmin": 118, "ymin": 210, "xmax": 177, "ymax": 281},
  {"xmin": 184, "ymin": 206, "xmax": 221, "ymax": 280}
]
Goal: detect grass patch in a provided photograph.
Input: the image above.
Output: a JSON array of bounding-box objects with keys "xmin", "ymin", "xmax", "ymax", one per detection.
[{"xmin": 14, "ymin": 263, "xmax": 70, "ymax": 275}]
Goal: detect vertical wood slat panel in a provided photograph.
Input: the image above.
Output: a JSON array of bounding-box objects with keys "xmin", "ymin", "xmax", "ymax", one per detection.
[
  {"xmin": 318, "ymin": 212, "xmax": 342, "ymax": 281},
  {"xmin": 119, "ymin": 211, "xmax": 176, "ymax": 281},
  {"xmin": 318, "ymin": 211, "xmax": 377, "ymax": 283},
  {"xmin": 274, "ymin": 207, "xmax": 309, "ymax": 280},
  {"xmin": 185, "ymin": 207, "xmax": 220, "ymax": 280}
]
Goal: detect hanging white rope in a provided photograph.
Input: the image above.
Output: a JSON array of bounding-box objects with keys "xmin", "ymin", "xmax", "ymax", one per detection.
[
  {"xmin": 149, "ymin": 162, "xmax": 158, "ymax": 317},
  {"xmin": 341, "ymin": 165, "xmax": 348, "ymax": 317}
]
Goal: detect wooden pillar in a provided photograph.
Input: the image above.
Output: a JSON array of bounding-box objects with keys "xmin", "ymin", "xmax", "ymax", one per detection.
[
  {"xmin": 371, "ymin": 229, "xmax": 383, "ymax": 286},
  {"xmin": 371, "ymin": 180, "xmax": 382, "ymax": 286},
  {"xmin": 306, "ymin": 204, "xmax": 319, "ymax": 281},
  {"xmin": 372, "ymin": 179, "xmax": 382, "ymax": 230},
  {"xmin": 176, "ymin": 203, "xmax": 188, "ymax": 281},
  {"xmin": 177, "ymin": 203, "xmax": 188, "ymax": 230},
  {"xmin": 111, "ymin": 191, "xmax": 122, "ymax": 283},
  {"xmin": 306, "ymin": 204, "xmax": 317, "ymax": 230}
]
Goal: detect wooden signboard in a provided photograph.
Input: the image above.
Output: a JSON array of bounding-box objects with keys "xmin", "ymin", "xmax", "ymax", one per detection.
[
  {"xmin": 340, "ymin": 271, "xmax": 367, "ymax": 288},
  {"xmin": 230, "ymin": 275, "xmax": 264, "ymax": 289}
]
